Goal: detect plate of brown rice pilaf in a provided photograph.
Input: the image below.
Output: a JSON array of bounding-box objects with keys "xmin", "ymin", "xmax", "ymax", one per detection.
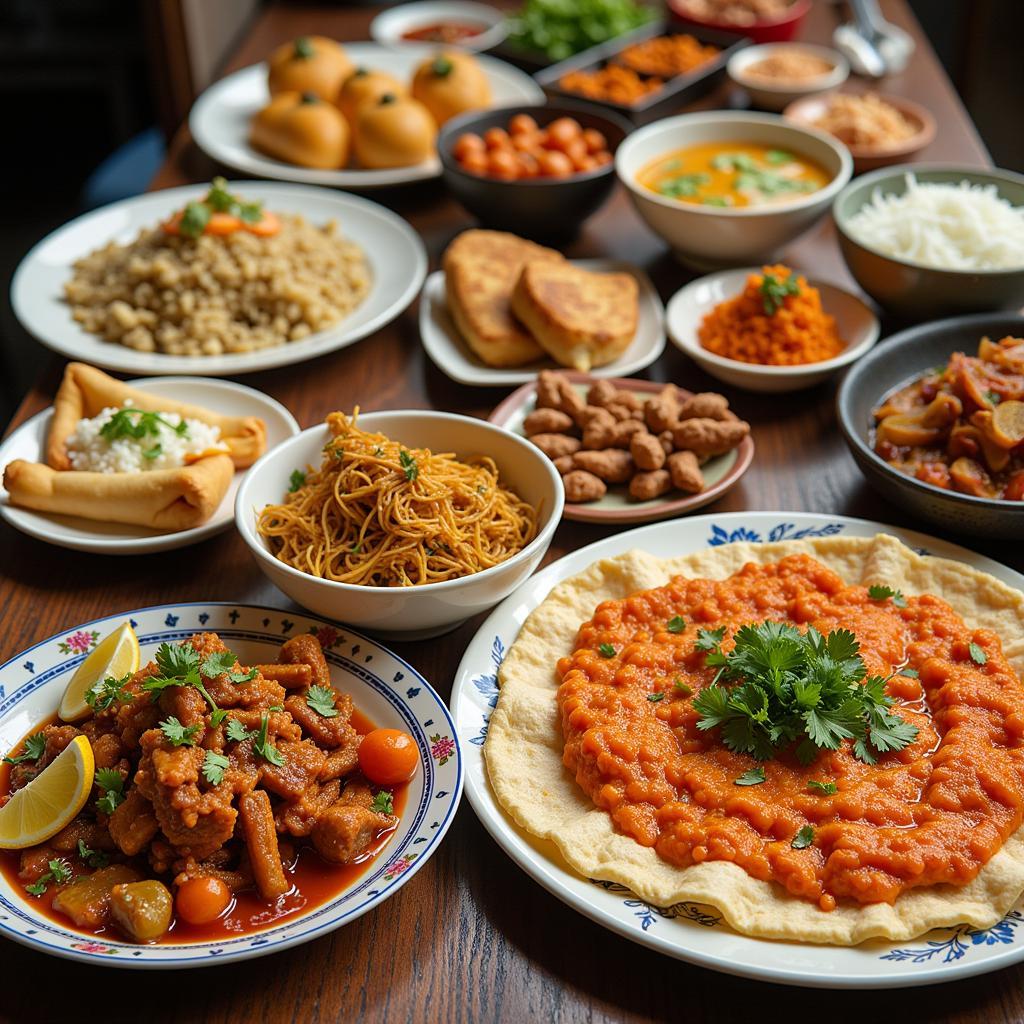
[{"xmin": 11, "ymin": 181, "xmax": 428, "ymax": 377}]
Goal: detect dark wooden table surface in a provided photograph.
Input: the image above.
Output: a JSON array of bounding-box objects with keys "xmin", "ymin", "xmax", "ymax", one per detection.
[{"xmin": 1, "ymin": 2, "xmax": 1021, "ymax": 1022}]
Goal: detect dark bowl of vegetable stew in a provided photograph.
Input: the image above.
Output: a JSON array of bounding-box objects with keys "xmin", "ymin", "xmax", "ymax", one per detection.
[{"xmin": 837, "ymin": 312, "xmax": 1024, "ymax": 539}]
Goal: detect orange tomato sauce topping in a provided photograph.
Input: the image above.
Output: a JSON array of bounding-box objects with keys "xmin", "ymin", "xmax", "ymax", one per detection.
[{"xmin": 556, "ymin": 554, "xmax": 1024, "ymax": 911}]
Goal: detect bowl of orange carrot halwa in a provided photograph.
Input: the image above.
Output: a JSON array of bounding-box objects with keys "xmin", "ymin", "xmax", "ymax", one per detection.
[{"xmin": 665, "ymin": 264, "xmax": 879, "ymax": 392}]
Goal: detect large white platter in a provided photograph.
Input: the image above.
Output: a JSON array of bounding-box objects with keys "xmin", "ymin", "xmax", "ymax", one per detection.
[
  {"xmin": 11, "ymin": 181, "xmax": 427, "ymax": 377},
  {"xmin": 0, "ymin": 376, "xmax": 299, "ymax": 554},
  {"xmin": 0, "ymin": 603, "xmax": 463, "ymax": 968},
  {"xmin": 189, "ymin": 42, "xmax": 543, "ymax": 189},
  {"xmin": 451, "ymin": 510, "xmax": 1024, "ymax": 989},
  {"xmin": 419, "ymin": 259, "xmax": 666, "ymax": 387}
]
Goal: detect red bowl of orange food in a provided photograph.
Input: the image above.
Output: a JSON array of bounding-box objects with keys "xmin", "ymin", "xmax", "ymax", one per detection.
[
  {"xmin": 438, "ymin": 103, "xmax": 631, "ymax": 239},
  {"xmin": 667, "ymin": 0, "xmax": 811, "ymax": 45}
]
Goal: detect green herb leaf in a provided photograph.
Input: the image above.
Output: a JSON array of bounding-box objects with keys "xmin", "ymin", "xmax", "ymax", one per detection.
[
  {"xmin": 766, "ymin": 149, "xmax": 793, "ymax": 165},
  {"xmin": 95, "ymin": 768, "xmax": 126, "ymax": 816},
  {"xmin": 253, "ymin": 713, "xmax": 285, "ymax": 766},
  {"xmin": 159, "ymin": 716, "xmax": 200, "ymax": 747},
  {"xmin": 4, "ymin": 732, "xmax": 46, "ymax": 765},
  {"xmin": 306, "ymin": 685, "xmax": 338, "ymax": 718},
  {"xmin": 179, "ymin": 201, "xmax": 211, "ymax": 239},
  {"xmin": 899, "ymin": 667, "xmax": 919, "ymax": 678},
  {"xmin": 143, "ymin": 443, "xmax": 162, "ymax": 460},
  {"xmin": 598, "ymin": 643, "xmax": 616, "ymax": 658},
  {"xmin": 201, "ymin": 650, "xmax": 257, "ymax": 685},
  {"xmin": 225, "ymin": 718, "xmax": 252, "ymax": 743},
  {"xmin": 791, "ymin": 825, "xmax": 815, "ymax": 849},
  {"xmin": 209, "ymin": 708, "xmax": 228, "ymax": 727},
  {"xmin": 657, "ymin": 172, "xmax": 709, "ymax": 199},
  {"xmin": 695, "ymin": 627, "xmax": 726, "ymax": 652},
  {"xmin": 25, "ymin": 858, "xmax": 72, "ymax": 897},
  {"xmin": 666, "ymin": 615, "xmax": 686, "ymax": 634},
  {"xmin": 985, "ymin": 390, "xmax": 1001, "ymax": 406},
  {"xmin": 202, "ymin": 750, "xmax": 230, "ymax": 786},
  {"xmin": 371, "ymin": 790, "xmax": 394, "ymax": 815},
  {"xmin": 647, "ymin": 692, "xmax": 665, "ymax": 703},
  {"xmin": 77, "ymin": 839, "xmax": 109, "ymax": 868},
  {"xmin": 288, "ymin": 469, "xmax": 307, "ymax": 492},
  {"xmin": 399, "ymin": 450, "xmax": 419, "ymax": 482},
  {"xmin": 674, "ymin": 678, "xmax": 693, "ymax": 697},
  {"xmin": 969, "ymin": 642, "xmax": 988, "ymax": 666},
  {"xmin": 807, "ymin": 779, "xmax": 838, "ymax": 795},
  {"xmin": 691, "ymin": 621, "xmax": 918, "ymax": 765},
  {"xmin": 100, "ymin": 408, "xmax": 188, "ymax": 444},
  {"xmin": 867, "ymin": 584, "xmax": 907, "ymax": 608},
  {"xmin": 700, "ymin": 196, "xmax": 731, "ymax": 206},
  {"xmin": 734, "ymin": 766, "xmax": 766, "ymax": 786},
  {"xmin": 759, "ymin": 269, "xmax": 801, "ymax": 316},
  {"xmin": 25, "ymin": 880, "xmax": 49, "ymax": 897}
]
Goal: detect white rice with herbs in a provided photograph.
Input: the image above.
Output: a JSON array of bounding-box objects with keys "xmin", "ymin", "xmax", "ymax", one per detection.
[
  {"xmin": 64, "ymin": 215, "xmax": 371, "ymax": 356},
  {"xmin": 66, "ymin": 402, "xmax": 228, "ymax": 473}
]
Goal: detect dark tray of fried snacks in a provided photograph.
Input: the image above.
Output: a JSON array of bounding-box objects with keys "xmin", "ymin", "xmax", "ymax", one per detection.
[{"xmin": 535, "ymin": 21, "xmax": 749, "ymax": 125}]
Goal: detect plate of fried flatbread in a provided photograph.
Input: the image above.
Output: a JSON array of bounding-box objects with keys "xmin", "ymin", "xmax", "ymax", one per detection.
[{"xmin": 419, "ymin": 230, "xmax": 665, "ymax": 386}]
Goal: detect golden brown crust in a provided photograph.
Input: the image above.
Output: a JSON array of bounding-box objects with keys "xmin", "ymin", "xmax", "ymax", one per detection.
[
  {"xmin": 509, "ymin": 261, "xmax": 638, "ymax": 372},
  {"xmin": 442, "ymin": 230, "xmax": 562, "ymax": 368},
  {"xmin": 47, "ymin": 363, "xmax": 266, "ymax": 470},
  {"xmin": 3, "ymin": 454, "xmax": 234, "ymax": 532}
]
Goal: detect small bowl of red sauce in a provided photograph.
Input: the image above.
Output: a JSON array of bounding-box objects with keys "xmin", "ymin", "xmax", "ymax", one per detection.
[{"xmin": 371, "ymin": 1, "xmax": 508, "ymax": 53}]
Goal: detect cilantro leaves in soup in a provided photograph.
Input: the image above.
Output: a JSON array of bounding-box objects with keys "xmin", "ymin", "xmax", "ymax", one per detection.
[{"xmin": 639, "ymin": 143, "xmax": 830, "ymax": 208}]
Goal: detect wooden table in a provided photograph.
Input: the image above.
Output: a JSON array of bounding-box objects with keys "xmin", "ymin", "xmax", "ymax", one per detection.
[{"xmin": 2, "ymin": 2, "xmax": 1020, "ymax": 1021}]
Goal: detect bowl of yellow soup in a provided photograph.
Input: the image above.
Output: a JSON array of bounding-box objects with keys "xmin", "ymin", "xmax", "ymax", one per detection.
[{"xmin": 615, "ymin": 111, "xmax": 852, "ymax": 268}]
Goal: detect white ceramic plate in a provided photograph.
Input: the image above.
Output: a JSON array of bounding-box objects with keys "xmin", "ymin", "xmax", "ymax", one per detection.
[
  {"xmin": 0, "ymin": 377, "xmax": 298, "ymax": 554},
  {"xmin": 666, "ymin": 267, "xmax": 880, "ymax": 392},
  {"xmin": 371, "ymin": 1, "xmax": 508, "ymax": 53},
  {"xmin": 451, "ymin": 511, "xmax": 1024, "ymax": 989},
  {"xmin": 11, "ymin": 181, "xmax": 427, "ymax": 377},
  {"xmin": 419, "ymin": 259, "xmax": 667, "ymax": 387},
  {"xmin": 189, "ymin": 43, "xmax": 542, "ymax": 189},
  {"xmin": 0, "ymin": 603, "xmax": 462, "ymax": 968}
]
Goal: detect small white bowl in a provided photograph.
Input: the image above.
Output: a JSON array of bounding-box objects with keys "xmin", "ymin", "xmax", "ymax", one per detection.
[
  {"xmin": 727, "ymin": 43, "xmax": 849, "ymax": 112},
  {"xmin": 235, "ymin": 411, "xmax": 563, "ymax": 639},
  {"xmin": 371, "ymin": 1, "xmax": 508, "ymax": 52},
  {"xmin": 666, "ymin": 267, "xmax": 879, "ymax": 392},
  {"xmin": 615, "ymin": 111, "xmax": 852, "ymax": 270}
]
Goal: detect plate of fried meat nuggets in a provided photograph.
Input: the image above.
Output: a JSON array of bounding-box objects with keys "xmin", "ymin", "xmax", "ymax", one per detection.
[{"xmin": 489, "ymin": 369, "xmax": 755, "ymax": 523}]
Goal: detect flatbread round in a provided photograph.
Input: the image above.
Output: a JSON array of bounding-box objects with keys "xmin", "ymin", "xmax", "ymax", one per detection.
[{"xmin": 484, "ymin": 534, "xmax": 1024, "ymax": 945}]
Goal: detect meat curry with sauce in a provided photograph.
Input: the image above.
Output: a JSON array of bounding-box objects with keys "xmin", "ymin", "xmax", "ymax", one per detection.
[
  {"xmin": 872, "ymin": 335, "xmax": 1024, "ymax": 501},
  {"xmin": 0, "ymin": 631, "xmax": 415, "ymax": 943}
]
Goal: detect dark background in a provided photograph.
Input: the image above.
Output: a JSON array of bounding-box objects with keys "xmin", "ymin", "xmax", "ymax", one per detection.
[{"xmin": 0, "ymin": 0, "xmax": 1020, "ymax": 427}]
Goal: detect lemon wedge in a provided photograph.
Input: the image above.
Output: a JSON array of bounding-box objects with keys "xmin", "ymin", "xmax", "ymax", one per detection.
[
  {"xmin": 59, "ymin": 621, "xmax": 140, "ymax": 722},
  {"xmin": 0, "ymin": 735, "xmax": 94, "ymax": 849}
]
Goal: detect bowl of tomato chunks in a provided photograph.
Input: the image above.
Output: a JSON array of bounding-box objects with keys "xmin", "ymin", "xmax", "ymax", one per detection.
[{"xmin": 438, "ymin": 103, "xmax": 631, "ymax": 238}]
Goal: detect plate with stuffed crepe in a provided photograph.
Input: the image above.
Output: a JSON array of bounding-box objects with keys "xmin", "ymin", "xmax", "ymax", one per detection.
[
  {"xmin": 0, "ymin": 364, "xmax": 298, "ymax": 554},
  {"xmin": 451, "ymin": 510, "xmax": 1024, "ymax": 988}
]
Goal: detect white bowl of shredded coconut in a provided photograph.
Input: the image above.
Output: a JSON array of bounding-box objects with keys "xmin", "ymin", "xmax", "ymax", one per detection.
[{"xmin": 834, "ymin": 164, "xmax": 1024, "ymax": 318}]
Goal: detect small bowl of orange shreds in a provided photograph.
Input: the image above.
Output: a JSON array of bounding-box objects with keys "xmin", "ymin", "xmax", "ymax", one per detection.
[{"xmin": 666, "ymin": 263, "xmax": 880, "ymax": 392}]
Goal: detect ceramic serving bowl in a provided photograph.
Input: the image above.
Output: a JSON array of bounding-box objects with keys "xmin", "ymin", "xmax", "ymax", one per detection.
[
  {"xmin": 837, "ymin": 312, "xmax": 1024, "ymax": 539},
  {"xmin": 833, "ymin": 164, "xmax": 1024, "ymax": 319},
  {"xmin": 667, "ymin": 0, "xmax": 811, "ymax": 44},
  {"xmin": 615, "ymin": 111, "xmax": 852, "ymax": 269},
  {"xmin": 438, "ymin": 103, "xmax": 631, "ymax": 239},
  {"xmin": 370, "ymin": 0, "xmax": 508, "ymax": 52},
  {"xmin": 666, "ymin": 267, "xmax": 879, "ymax": 391},
  {"xmin": 235, "ymin": 411, "xmax": 563, "ymax": 640},
  {"xmin": 727, "ymin": 43, "xmax": 849, "ymax": 111},
  {"xmin": 784, "ymin": 92, "xmax": 936, "ymax": 173}
]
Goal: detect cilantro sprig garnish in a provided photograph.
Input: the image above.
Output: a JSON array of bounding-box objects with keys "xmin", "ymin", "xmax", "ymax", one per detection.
[
  {"xmin": 691, "ymin": 621, "xmax": 919, "ymax": 765},
  {"xmin": 100, "ymin": 408, "xmax": 188, "ymax": 443},
  {"xmin": 253, "ymin": 713, "xmax": 284, "ymax": 766},
  {"xmin": 807, "ymin": 779, "xmax": 838, "ymax": 795},
  {"xmin": 225, "ymin": 718, "xmax": 252, "ymax": 743},
  {"xmin": 598, "ymin": 643, "xmax": 616, "ymax": 658},
  {"xmin": 758, "ymin": 269, "xmax": 800, "ymax": 316},
  {"xmin": 289, "ymin": 469, "xmax": 307, "ymax": 492},
  {"xmin": 666, "ymin": 616, "xmax": 686, "ymax": 634},
  {"xmin": 178, "ymin": 178, "xmax": 264, "ymax": 238},
  {"xmin": 868, "ymin": 584, "xmax": 907, "ymax": 609},
  {"xmin": 673, "ymin": 679, "xmax": 693, "ymax": 697},
  {"xmin": 77, "ymin": 839, "xmax": 109, "ymax": 868},
  {"xmin": 159, "ymin": 716, "xmax": 200, "ymax": 747},
  {"xmin": 25, "ymin": 858, "xmax": 71, "ymax": 897},
  {"xmin": 734, "ymin": 767, "xmax": 765, "ymax": 786},
  {"xmin": 399, "ymin": 450, "xmax": 419, "ymax": 482},
  {"xmin": 202, "ymin": 750, "xmax": 230, "ymax": 786},
  {"xmin": 371, "ymin": 791, "xmax": 394, "ymax": 815},
  {"xmin": 306, "ymin": 685, "xmax": 338, "ymax": 718},
  {"xmin": 95, "ymin": 768, "xmax": 126, "ymax": 816},
  {"xmin": 647, "ymin": 692, "xmax": 664, "ymax": 703},
  {"xmin": 3, "ymin": 732, "xmax": 45, "ymax": 766},
  {"xmin": 969, "ymin": 642, "xmax": 988, "ymax": 666},
  {"xmin": 791, "ymin": 825, "xmax": 815, "ymax": 850},
  {"xmin": 142, "ymin": 643, "xmax": 253, "ymax": 727},
  {"xmin": 86, "ymin": 673, "xmax": 132, "ymax": 713}
]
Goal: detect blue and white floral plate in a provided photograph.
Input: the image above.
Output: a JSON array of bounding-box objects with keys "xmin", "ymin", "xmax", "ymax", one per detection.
[
  {"xmin": 0, "ymin": 603, "xmax": 463, "ymax": 968},
  {"xmin": 451, "ymin": 511, "xmax": 1024, "ymax": 989}
]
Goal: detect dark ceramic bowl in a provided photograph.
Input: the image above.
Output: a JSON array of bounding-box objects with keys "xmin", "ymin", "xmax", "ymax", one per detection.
[
  {"xmin": 837, "ymin": 312, "xmax": 1024, "ymax": 539},
  {"xmin": 833, "ymin": 164, "xmax": 1024, "ymax": 319},
  {"xmin": 437, "ymin": 103, "xmax": 631, "ymax": 240}
]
